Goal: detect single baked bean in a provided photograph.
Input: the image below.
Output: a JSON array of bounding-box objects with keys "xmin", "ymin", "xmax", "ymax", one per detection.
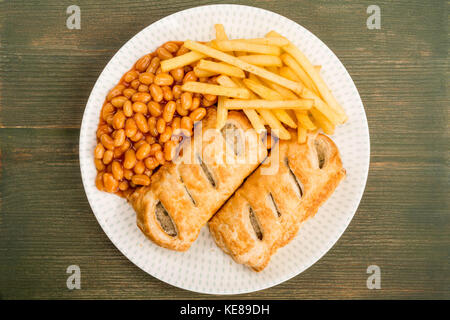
[
  {"xmin": 171, "ymin": 117, "xmax": 181, "ymax": 132},
  {"xmin": 100, "ymin": 134, "xmax": 115, "ymax": 150},
  {"xmin": 107, "ymin": 84, "xmax": 125, "ymax": 101},
  {"xmin": 102, "ymin": 150, "xmax": 114, "ymax": 165},
  {"xmin": 155, "ymin": 150, "xmax": 165, "ymax": 164},
  {"xmin": 155, "ymin": 67, "xmax": 162, "ymax": 75},
  {"xmin": 145, "ymin": 135, "xmax": 156, "ymax": 145},
  {"xmin": 144, "ymin": 156, "xmax": 159, "ymax": 170},
  {"xmin": 112, "ymin": 161, "xmax": 124, "ymax": 181},
  {"xmin": 103, "ymin": 173, "xmax": 119, "ymax": 192},
  {"xmin": 147, "ymin": 101, "xmax": 162, "ymax": 117},
  {"xmin": 163, "ymin": 101, "xmax": 176, "ymax": 122},
  {"xmin": 202, "ymin": 97, "xmax": 216, "ymax": 107},
  {"xmin": 133, "ymin": 139, "xmax": 146, "ymax": 150},
  {"xmin": 131, "ymin": 92, "xmax": 151, "ymax": 103},
  {"xmin": 176, "ymin": 99, "xmax": 189, "ymax": 116},
  {"xmin": 138, "ymin": 84, "xmax": 149, "ymax": 92},
  {"xmin": 120, "ymin": 139, "xmax": 131, "ymax": 152},
  {"xmin": 149, "ymin": 143, "xmax": 162, "ymax": 155},
  {"xmin": 111, "ymin": 96, "xmax": 128, "ymax": 108},
  {"xmin": 123, "ymin": 88, "xmax": 136, "ymax": 99},
  {"xmin": 135, "ymin": 55, "xmax": 151, "ymax": 72},
  {"xmin": 156, "ymin": 118, "xmax": 166, "ymax": 134},
  {"xmin": 123, "ymin": 168, "xmax": 133, "ymax": 180},
  {"xmin": 176, "ymin": 46, "xmax": 190, "ymax": 56},
  {"xmin": 147, "ymin": 117, "xmax": 159, "ymax": 137},
  {"xmin": 154, "ymin": 73, "xmax": 174, "ymax": 86},
  {"xmin": 112, "ymin": 110, "xmax": 126, "ymax": 129},
  {"xmin": 94, "ymin": 143, "xmax": 105, "ymax": 159},
  {"xmin": 124, "ymin": 71, "xmax": 138, "ymax": 83},
  {"xmin": 180, "ymin": 92, "xmax": 193, "ymax": 110},
  {"xmin": 131, "ymin": 174, "xmax": 150, "ymax": 186},
  {"xmin": 156, "ymin": 47, "xmax": 173, "ymax": 60},
  {"xmin": 129, "ymin": 130, "xmax": 144, "ymax": 142},
  {"xmin": 131, "ymin": 79, "xmax": 140, "ymax": 89},
  {"xmin": 102, "ymin": 103, "xmax": 115, "ymax": 121},
  {"xmin": 144, "ymin": 169, "xmax": 153, "ymax": 177},
  {"xmin": 159, "ymin": 126, "xmax": 173, "ymax": 143},
  {"xmin": 190, "ymin": 108, "xmax": 207, "ymax": 122},
  {"xmin": 182, "ymin": 70, "xmax": 197, "ymax": 84},
  {"xmin": 134, "ymin": 160, "xmax": 145, "ymax": 174},
  {"xmin": 172, "ymin": 85, "xmax": 182, "ymax": 99},
  {"xmin": 105, "ymin": 114, "xmax": 114, "ymax": 126},
  {"xmin": 125, "ymin": 118, "xmax": 138, "ymax": 138},
  {"xmin": 123, "ymin": 149, "xmax": 137, "ymax": 169},
  {"xmin": 123, "ymin": 100, "xmax": 133, "ymax": 117},
  {"xmin": 164, "ymin": 140, "xmax": 178, "ymax": 161},
  {"xmin": 181, "ymin": 116, "xmax": 193, "ymax": 134},
  {"xmin": 95, "ymin": 172, "xmax": 105, "ymax": 190},
  {"xmin": 97, "ymin": 124, "xmax": 112, "ymax": 138},
  {"xmin": 163, "ymin": 42, "xmax": 179, "ymax": 53},
  {"xmin": 139, "ymin": 72, "xmax": 154, "ymax": 85},
  {"xmin": 170, "ymin": 67, "xmax": 184, "ymax": 82},
  {"xmin": 149, "ymin": 84, "xmax": 163, "ymax": 102},
  {"xmin": 113, "ymin": 129, "xmax": 126, "ymax": 147},
  {"xmin": 147, "ymin": 57, "xmax": 160, "ymax": 74},
  {"xmin": 136, "ymin": 142, "xmax": 151, "ymax": 160},
  {"xmin": 203, "ymin": 94, "xmax": 217, "ymax": 102},
  {"xmin": 132, "ymin": 102, "xmax": 147, "ymax": 114},
  {"xmin": 94, "ymin": 158, "xmax": 105, "ymax": 171},
  {"xmin": 161, "ymin": 86, "xmax": 173, "ymax": 101},
  {"xmin": 119, "ymin": 180, "xmax": 129, "ymax": 191},
  {"xmin": 190, "ymin": 97, "xmax": 201, "ymax": 111}
]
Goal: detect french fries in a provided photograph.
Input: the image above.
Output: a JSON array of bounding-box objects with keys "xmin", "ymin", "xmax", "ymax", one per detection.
[
  {"xmin": 194, "ymin": 67, "xmax": 218, "ymax": 78},
  {"xmin": 238, "ymin": 55, "xmax": 282, "ymax": 67},
  {"xmin": 281, "ymin": 53, "xmax": 318, "ymax": 95},
  {"xmin": 223, "ymin": 99, "xmax": 313, "ymax": 110},
  {"xmin": 183, "ymin": 40, "xmax": 304, "ymax": 94},
  {"xmin": 215, "ymin": 40, "xmax": 281, "ymax": 55},
  {"xmin": 214, "ymin": 24, "xmax": 228, "ymax": 41},
  {"xmin": 257, "ymin": 109, "xmax": 291, "ymax": 140},
  {"xmin": 181, "ymin": 81, "xmax": 251, "ymax": 99},
  {"xmin": 295, "ymin": 111, "xmax": 316, "ymax": 130},
  {"xmin": 239, "ymin": 37, "xmax": 290, "ymax": 47},
  {"xmin": 197, "ymin": 59, "xmax": 245, "ymax": 78},
  {"xmin": 160, "ymin": 51, "xmax": 205, "ymax": 72}
]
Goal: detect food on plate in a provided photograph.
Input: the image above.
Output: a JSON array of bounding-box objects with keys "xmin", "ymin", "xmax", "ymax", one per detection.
[
  {"xmin": 93, "ymin": 24, "xmax": 348, "ymax": 266},
  {"xmin": 209, "ymin": 131, "xmax": 346, "ymax": 271},
  {"xmin": 128, "ymin": 109, "xmax": 267, "ymax": 251}
]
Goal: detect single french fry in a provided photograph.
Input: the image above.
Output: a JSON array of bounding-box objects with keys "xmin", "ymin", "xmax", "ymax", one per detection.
[
  {"xmin": 216, "ymin": 96, "xmax": 228, "ymax": 129},
  {"xmin": 295, "ymin": 111, "xmax": 316, "ymax": 130},
  {"xmin": 214, "ymin": 24, "xmax": 228, "ymax": 41},
  {"xmin": 281, "ymin": 53, "xmax": 318, "ymax": 94},
  {"xmin": 297, "ymin": 124, "xmax": 307, "ymax": 143},
  {"xmin": 234, "ymin": 51, "xmax": 247, "ymax": 57},
  {"xmin": 194, "ymin": 67, "xmax": 218, "ymax": 78},
  {"xmin": 238, "ymin": 37, "xmax": 290, "ymax": 47},
  {"xmin": 181, "ymin": 82, "xmax": 250, "ymax": 99},
  {"xmin": 283, "ymin": 43, "xmax": 347, "ymax": 123},
  {"xmin": 259, "ymin": 76, "xmax": 299, "ymax": 100},
  {"xmin": 217, "ymin": 75, "xmax": 266, "ymax": 133},
  {"xmin": 258, "ymin": 110, "xmax": 291, "ymax": 140},
  {"xmin": 302, "ymin": 88, "xmax": 340, "ymax": 125},
  {"xmin": 160, "ymin": 51, "xmax": 206, "ymax": 72},
  {"xmin": 266, "ymin": 66, "xmax": 278, "ymax": 74},
  {"xmin": 223, "ymin": 99, "xmax": 313, "ymax": 110},
  {"xmin": 279, "ymin": 66, "xmax": 300, "ymax": 82},
  {"xmin": 183, "ymin": 40, "xmax": 304, "ymax": 94},
  {"xmin": 215, "ymin": 40, "xmax": 281, "ymax": 55},
  {"xmin": 310, "ymin": 108, "xmax": 335, "ymax": 135},
  {"xmin": 197, "ymin": 59, "xmax": 245, "ymax": 78},
  {"xmin": 238, "ymin": 54, "xmax": 282, "ymax": 67},
  {"xmin": 243, "ymin": 78, "xmax": 281, "ymax": 101}
]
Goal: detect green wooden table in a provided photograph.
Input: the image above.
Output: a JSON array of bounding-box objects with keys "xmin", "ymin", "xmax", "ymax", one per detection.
[{"xmin": 0, "ymin": 0, "xmax": 448, "ymax": 299}]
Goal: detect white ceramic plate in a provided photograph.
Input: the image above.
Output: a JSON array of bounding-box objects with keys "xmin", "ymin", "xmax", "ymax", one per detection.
[{"xmin": 79, "ymin": 4, "xmax": 370, "ymax": 295}]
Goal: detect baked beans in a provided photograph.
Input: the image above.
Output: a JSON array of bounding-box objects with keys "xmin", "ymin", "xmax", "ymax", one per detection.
[{"xmin": 94, "ymin": 41, "xmax": 219, "ymax": 197}]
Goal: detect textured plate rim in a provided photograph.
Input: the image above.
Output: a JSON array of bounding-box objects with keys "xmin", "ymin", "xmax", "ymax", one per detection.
[{"xmin": 79, "ymin": 4, "xmax": 370, "ymax": 295}]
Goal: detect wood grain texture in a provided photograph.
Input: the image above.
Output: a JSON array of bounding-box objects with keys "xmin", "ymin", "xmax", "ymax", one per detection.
[{"xmin": 0, "ymin": 0, "xmax": 448, "ymax": 299}]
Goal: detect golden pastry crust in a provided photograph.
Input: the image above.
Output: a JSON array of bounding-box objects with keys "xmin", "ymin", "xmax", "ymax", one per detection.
[
  {"xmin": 208, "ymin": 131, "xmax": 346, "ymax": 271},
  {"xmin": 129, "ymin": 109, "xmax": 267, "ymax": 251}
]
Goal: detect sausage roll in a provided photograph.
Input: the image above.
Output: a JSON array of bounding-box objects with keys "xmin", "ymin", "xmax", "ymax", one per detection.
[
  {"xmin": 129, "ymin": 109, "xmax": 267, "ymax": 251},
  {"xmin": 208, "ymin": 131, "xmax": 346, "ymax": 271}
]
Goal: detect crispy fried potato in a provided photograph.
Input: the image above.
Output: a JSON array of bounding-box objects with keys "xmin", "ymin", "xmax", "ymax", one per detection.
[
  {"xmin": 214, "ymin": 24, "xmax": 228, "ymax": 41},
  {"xmin": 215, "ymin": 40, "xmax": 281, "ymax": 55},
  {"xmin": 281, "ymin": 53, "xmax": 318, "ymax": 95},
  {"xmin": 197, "ymin": 59, "xmax": 245, "ymax": 78},
  {"xmin": 257, "ymin": 109, "xmax": 291, "ymax": 140},
  {"xmin": 160, "ymin": 51, "xmax": 206, "ymax": 72},
  {"xmin": 310, "ymin": 108, "xmax": 335, "ymax": 135},
  {"xmin": 223, "ymin": 99, "xmax": 313, "ymax": 110},
  {"xmin": 181, "ymin": 82, "xmax": 251, "ymax": 99},
  {"xmin": 238, "ymin": 54, "xmax": 282, "ymax": 67},
  {"xmin": 295, "ymin": 111, "xmax": 316, "ymax": 130},
  {"xmin": 194, "ymin": 67, "xmax": 218, "ymax": 78},
  {"xmin": 238, "ymin": 37, "xmax": 290, "ymax": 46}
]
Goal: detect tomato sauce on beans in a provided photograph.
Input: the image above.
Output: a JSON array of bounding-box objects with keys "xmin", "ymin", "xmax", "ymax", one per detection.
[{"xmin": 95, "ymin": 41, "xmax": 215, "ymax": 197}]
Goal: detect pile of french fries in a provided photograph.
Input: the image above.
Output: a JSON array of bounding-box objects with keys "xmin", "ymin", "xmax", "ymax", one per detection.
[{"xmin": 160, "ymin": 24, "xmax": 348, "ymax": 143}]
